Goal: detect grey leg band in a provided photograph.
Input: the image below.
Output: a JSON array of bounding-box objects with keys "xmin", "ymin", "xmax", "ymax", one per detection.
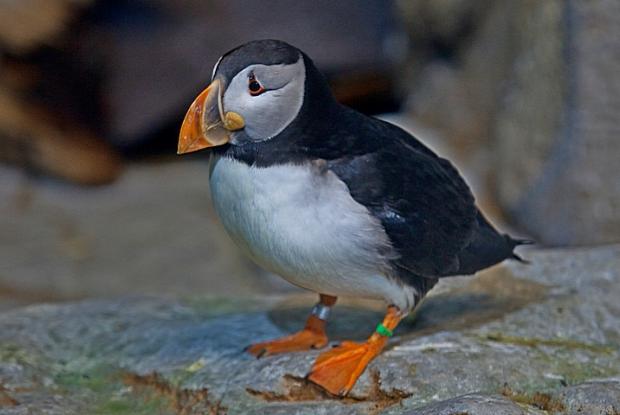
[{"xmin": 311, "ymin": 303, "xmax": 331, "ymax": 321}]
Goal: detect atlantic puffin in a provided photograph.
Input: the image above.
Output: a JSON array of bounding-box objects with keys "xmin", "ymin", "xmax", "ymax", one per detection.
[{"xmin": 177, "ymin": 39, "xmax": 529, "ymax": 396}]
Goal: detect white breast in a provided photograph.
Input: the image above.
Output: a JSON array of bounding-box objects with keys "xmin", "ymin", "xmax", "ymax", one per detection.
[{"xmin": 208, "ymin": 156, "xmax": 417, "ymax": 310}]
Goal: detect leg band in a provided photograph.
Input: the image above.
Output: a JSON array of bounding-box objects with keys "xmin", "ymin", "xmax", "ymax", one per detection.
[
  {"xmin": 375, "ymin": 323, "xmax": 393, "ymax": 337},
  {"xmin": 311, "ymin": 303, "xmax": 331, "ymax": 321}
]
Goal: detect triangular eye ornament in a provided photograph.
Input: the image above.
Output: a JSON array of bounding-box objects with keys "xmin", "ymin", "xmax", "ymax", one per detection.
[{"xmin": 248, "ymin": 72, "xmax": 266, "ymax": 96}]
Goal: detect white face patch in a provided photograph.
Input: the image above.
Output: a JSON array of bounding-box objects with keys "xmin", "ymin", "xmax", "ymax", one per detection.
[{"xmin": 222, "ymin": 55, "xmax": 305, "ymax": 141}]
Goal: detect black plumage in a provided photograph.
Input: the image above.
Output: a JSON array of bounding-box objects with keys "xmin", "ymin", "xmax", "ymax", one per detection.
[
  {"xmin": 213, "ymin": 40, "xmax": 529, "ymax": 298},
  {"xmin": 213, "ymin": 40, "xmax": 300, "ymax": 84}
]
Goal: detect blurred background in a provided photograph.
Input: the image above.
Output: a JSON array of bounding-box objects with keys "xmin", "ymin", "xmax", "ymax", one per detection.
[{"xmin": 1, "ymin": 0, "xmax": 618, "ymax": 311}]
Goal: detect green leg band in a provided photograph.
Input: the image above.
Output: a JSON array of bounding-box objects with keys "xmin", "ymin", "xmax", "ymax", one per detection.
[{"xmin": 375, "ymin": 323, "xmax": 393, "ymax": 337}]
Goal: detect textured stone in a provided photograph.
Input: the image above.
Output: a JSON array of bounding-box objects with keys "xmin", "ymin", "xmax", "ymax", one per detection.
[
  {"xmin": 406, "ymin": 394, "xmax": 544, "ymax": 415},
  {"xmin": 559, "ymin": 381, "xmax": 620, "ymax": 415},
  {"xmin": 492, "ymin": 0, "xmax": 566, "ymax": 213},
  {"xmin": 402, "ymin": 0, "xmax": 620, "ymax": 245},
  {"xmin": 0, "ymin": 245, "xmax": 619, "ymax": 414},
  {"xmin": 493, "ymin": 0, "xmax": 620, "ymax": 246},
  {"xmin": 403, "ymin": 1, "xmax": 524, "ymax": 208}
]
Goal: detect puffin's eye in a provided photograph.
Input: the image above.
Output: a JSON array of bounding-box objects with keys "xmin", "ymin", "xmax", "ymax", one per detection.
[{"xmin": 248, "ymin": 73, "xmax": 265, "ymax": 96}]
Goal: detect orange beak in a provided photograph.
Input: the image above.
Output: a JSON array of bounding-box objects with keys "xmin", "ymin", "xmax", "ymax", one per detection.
[{"xmin": 177, "ymin": 79, "xmax": 245, "ymax": 154}]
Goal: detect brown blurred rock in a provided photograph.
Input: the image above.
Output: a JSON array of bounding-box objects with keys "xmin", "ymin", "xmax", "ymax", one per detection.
[
  {"xmin": 0, "ymin": 88, "xmax": 122, "ymax": 185},
  {"xmin": 0, "ymin": 0, "xmax": 122, "ymax": 186},
  {"xmin": 0, "ymin": 0, "xmax": 92, "ymax": 54},
  {"xmin": 402, "ymin": 0, "xmax": 620, "ymax": 246}
]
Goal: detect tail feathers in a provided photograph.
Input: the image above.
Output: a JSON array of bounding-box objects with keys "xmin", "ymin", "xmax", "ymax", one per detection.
[
  {"xmin": 508, "ymin": 237, "xmax": 535, "ymax": 246},
  {"xmin": 450, "ymin": 211, "xmax": 535, "ymax": 276},
  {"xmin": 505, "ymin": 235, "xmax": 534, "ymax": 263}
]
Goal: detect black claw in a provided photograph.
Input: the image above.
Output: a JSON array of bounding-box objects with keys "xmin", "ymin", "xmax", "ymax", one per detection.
[{"xmin": 243, "ymin": 345, "xmax": 267, "ymax": 359}]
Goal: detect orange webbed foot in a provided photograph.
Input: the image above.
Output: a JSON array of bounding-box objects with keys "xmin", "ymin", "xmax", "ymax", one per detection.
[
  {"xmin": 307, "ymin": 305, "xmax": 402, "ymax": 396},
  {"xmin": 246, "ymin": 295, "xmax": 336, "ymax": 358},
  {"xmin": 306, "ymin": 339, "xmax": 386, "ymax": 396},
  {"xmin": 245, "ymin": 327, "xmax": 328, "ymax": 358}
]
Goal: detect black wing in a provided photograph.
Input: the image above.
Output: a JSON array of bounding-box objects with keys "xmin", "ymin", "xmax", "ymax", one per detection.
[
  {"xmin": 218, "ymin": 101, "xmax": 528, "ymax": 280},
  {"xmin": 327, "ymin": 115, "xmax": 520, "ymax": 279}
]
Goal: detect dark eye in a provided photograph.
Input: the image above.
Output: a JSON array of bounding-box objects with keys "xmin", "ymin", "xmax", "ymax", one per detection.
[{"xmin": 248, "ymin": 73, "xmax": 265, "ymax": 96}]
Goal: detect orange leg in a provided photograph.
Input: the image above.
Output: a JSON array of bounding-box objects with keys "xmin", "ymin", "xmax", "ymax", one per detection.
[
  {"xmin": 307, "ymin": 305, "xmax": 403, "ymax": 396},
  {"xmin": 246, "ymin": 294, "xmax": 337, "ymax": 358}
]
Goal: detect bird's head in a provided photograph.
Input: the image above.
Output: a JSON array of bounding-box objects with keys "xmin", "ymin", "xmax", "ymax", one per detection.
[{"xmin": 178, "ymin": 39, "xmax": 327, "ymax": 154}]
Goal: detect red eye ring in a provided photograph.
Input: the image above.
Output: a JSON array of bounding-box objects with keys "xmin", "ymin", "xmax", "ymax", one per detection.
[{"xmin": 248, "ymin": 73, "xmax": 265, "ymax": 96}]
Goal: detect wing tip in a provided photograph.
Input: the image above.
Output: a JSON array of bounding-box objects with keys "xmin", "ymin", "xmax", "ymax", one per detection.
[{"xmin": 506, "ymin": 235, "xmax": 534, "ymax": 264}]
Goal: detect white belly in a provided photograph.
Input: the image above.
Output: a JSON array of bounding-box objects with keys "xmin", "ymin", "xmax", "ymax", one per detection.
[{"xmin": 208, "ymin": 156, "xmax": 415, "ymax": 308}]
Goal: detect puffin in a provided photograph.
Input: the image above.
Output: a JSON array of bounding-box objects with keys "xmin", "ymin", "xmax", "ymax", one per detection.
[{"xmin": 177, "ymin": 39, "xmax": 529, "ymax": 396}]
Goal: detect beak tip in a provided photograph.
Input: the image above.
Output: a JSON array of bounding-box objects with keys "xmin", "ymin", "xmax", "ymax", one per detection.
[
  {"xmin": 177, "ymin": 79, "xmax": 232, "ymax": 154},
  {"xmin": 177, "ymin": 138, "xmax": 187, "ymax": 155}
]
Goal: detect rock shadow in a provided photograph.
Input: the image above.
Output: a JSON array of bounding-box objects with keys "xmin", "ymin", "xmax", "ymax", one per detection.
[{"xmin": 267, "ymin": 267, "xmax": 549, "ymax": 342}]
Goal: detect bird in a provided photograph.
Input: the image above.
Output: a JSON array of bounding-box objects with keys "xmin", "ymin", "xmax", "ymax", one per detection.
[{"xmin": 177, "ymin": 39, "xmax": 530, "ymax": 397}]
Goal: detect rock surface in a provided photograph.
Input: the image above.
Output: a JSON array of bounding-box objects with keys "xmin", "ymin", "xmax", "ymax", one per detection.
[{"xmin": 1, "ymin": 245, "xmax": 619, "ymax": 414}]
